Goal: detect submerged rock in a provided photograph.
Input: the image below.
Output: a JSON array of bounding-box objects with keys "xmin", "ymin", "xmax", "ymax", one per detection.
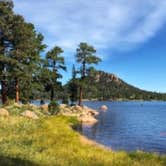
[
  {"xmin": 0, "ymin": 108, "xmax": 9, "ymax": 117},
  {"xmin": 21, "ymin": 110, "xmax": 39, "ymax": 120},
  {"xmin": 100, "ymin": 105, "xmax": 108, "ymax": 111}
]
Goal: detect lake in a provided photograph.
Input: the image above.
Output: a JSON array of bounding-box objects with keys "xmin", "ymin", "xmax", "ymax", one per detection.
[{"xmin": 82, "ymin": 101, "xmax": 166, "ymax": 154}]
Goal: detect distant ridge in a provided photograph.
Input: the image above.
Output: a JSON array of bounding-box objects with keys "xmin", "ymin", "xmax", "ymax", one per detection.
[{"xmin": 81, "ymin": 70, "xmax": 166, "ymax": 101}]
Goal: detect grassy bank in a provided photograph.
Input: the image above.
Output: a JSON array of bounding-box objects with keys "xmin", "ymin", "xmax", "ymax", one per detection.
[{"xmin": 0, "ymin": 106, "xmax": 166, "ymax": 165}]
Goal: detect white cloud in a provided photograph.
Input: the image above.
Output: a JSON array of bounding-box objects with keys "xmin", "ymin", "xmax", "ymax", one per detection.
[{"xmin": 13, "ymin": 0, "xmax": 166, "ymax": 52}]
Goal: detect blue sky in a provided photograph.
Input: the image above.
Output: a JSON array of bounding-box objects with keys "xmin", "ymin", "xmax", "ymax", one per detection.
[{"xmin": 13, "ymin": 0, "xmax": 166, "ymax": 92}]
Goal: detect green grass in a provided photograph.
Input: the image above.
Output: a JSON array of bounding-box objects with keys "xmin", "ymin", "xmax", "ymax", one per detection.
[{"xmin": 0, "ymin": 106, "xmax": 166, "ymax": 165}]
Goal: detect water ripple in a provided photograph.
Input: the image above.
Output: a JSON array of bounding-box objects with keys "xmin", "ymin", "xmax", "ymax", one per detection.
[{"xmin": 82, "ymin": 101, "xmax": 166, "ymax": 154}]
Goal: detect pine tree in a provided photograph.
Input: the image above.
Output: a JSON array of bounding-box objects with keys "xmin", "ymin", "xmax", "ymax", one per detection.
[
  {"xmin": 9, "ymin": 15, "xmax": 45, "ymax": 103},
  {"xmin": 75, "ymin": 42, "xmax": 101, "ymax": 106},
  {"xmin": 0, "ymin": 0, "xmax": 14, "ymax": 104},
  {"xmin": 45, "ymin": 46, "xmax": 66, "ymax": 101},
  {"xmin": 0, "ymin": 1, "xmax": 46, "ymax": 104},
  {"xmin": 68, "ymin": 64, "xmax": 79, "ymax": 105}
]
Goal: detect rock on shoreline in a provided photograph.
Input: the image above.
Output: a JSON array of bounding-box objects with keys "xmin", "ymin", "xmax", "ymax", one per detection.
[
  {"xmin": 60, "ymin": 104, "xmax": 99, "ymax": 124},
  {"xmin": 0, "ymin": 103, "xmax": 99, "ymax": 123}
]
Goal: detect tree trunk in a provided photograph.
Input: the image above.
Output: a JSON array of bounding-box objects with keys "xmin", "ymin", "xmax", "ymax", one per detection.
[
  {"xmin": 78, "ymin": 61, "xmax": 86, "ymax": 106},
  {"xmin": 15, "ymin": 78, "xmax": 19, "ymax": 103},
  {"xmin": 1, "ymin": 79, "xmax": 7, "ymax": 105},
  {"xmin": 51, "ymin": 87, "xmax": 54, "ymax": 101},
  {"xmin": 82, "ymin": 61, "xmax": 86, "ymax": 78},
  {"xmin": 78, "ymin": 86, "xmax": 83, "ymax": 106}
]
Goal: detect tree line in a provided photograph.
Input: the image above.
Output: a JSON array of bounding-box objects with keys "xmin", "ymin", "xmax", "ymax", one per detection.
[{"xmin": 0, "ymin": 1, "xmax": 101, "ymax": 106}]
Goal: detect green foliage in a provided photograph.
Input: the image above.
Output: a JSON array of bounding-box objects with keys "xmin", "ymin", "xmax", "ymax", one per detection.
[
  {"xmin": 4, "ymin": 99, "xmax": 15, "ymax": 106},
  {"xmin": 48, "ymin": 100, "xmax": 60, "ymax": 115},
  {"xmin": 44, "ymin": 46, "xmax": 66, "ymax": 101},
  {"xmin": 9, "ymin": 15, "xmax": 45, "ymax": 102},
  {"xmin": 76, "ymin": 42, "xmax": 101, "ymax": 78},
  {"xmin": 76, "ymin": 42, "xmax": 101, "ymax": 65},
  {"xmin": 0, "ymin": 0, "xmax": 46, "ymax": 103},
  {"xmin": 0, "ymin": 0, "xmax": 14, "ymax": 104},
  {"xmin": 67, "ymin": 65, "xmax": 79, "ymax": 105},
  {"xmin": 75, "ymin": 42, "xmax": 101, "ymax": 105}
]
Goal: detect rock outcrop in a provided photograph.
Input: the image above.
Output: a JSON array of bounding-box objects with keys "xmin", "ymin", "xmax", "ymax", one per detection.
[{"xmin": 60, "ymin": 104, "xmax": 99, "ymax": 124}]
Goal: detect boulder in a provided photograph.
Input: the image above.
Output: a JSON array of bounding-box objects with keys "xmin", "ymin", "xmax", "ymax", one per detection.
[
  {"xmin": 0, "ymin": 108, "xmax": 9, "ymax": 117},
  {"xmin": 87, "ymin": 109, "xmax": 99, "ymax": 116},
  {"xmin": 59, "ymin": 104, "xmax": 71, "ymax": 113},
  {"xmin": 58, "ymin": 104, "xmax": 99, "ymax": 124},
  {"xmin": 100, "ymin": 105, "xmax": 108, "ymax": 111},
  {"xmin": 78, "ymin": 115, "xmax": 98, "ymax": 124},
  {"xmin": 40, "ymin": 104, "xmax": 48, "ymax": 112},
  {"xmin": 63, "ymin": 107, "xmax": 71, "ymax": 113},
  {"xmin": 72, "ymin": 105, "xmax": 83, "ymax": 113},
  {"xmin": 29, "ymin": 104, "xmax": 38, "ymax": 109},
  {"xmin": 21, "ymin": 110, "xmax": 39, "ymax": 120},
  {"xmin": 60, "ymin": 104, "xmax": 68, "ymax": 108}
]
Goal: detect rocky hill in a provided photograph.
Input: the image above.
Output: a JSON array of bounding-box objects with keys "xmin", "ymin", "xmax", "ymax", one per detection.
[{"xmin": 82, "ymin": 70, "xmax": 166, "ymax": 101}]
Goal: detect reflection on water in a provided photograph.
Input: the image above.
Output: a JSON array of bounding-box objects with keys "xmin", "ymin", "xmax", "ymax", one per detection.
[{"xmin": 81, "ymin": 101, "xmax": 166, "ymax": 154}]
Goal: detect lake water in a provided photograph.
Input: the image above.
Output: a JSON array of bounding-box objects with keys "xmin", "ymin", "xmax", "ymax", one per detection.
[{"xmin": 82, "ymin": 101, "xmax": 166, "ymax": 154}]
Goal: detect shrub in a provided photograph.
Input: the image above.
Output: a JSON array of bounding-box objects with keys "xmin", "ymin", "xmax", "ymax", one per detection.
[
  {"xmin": 4, "ymin": 99, "xmax": 15, "ymax": 106},
  {"xmin": 48, "ymin": 101, "xmax": 60, "ymax": 115}
]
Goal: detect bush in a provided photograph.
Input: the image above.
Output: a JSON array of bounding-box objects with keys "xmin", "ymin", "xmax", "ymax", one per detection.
[
  {"xmin": 48, "ymin": 101, "xmax": 60, "ymax": 115},
  {"xmin": 4, "ymin": 99, "xmax": 15, "ymax": 106}
]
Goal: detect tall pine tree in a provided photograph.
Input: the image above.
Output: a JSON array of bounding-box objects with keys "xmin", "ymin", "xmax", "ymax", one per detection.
[
  {"xmin": 0, "ymin": 1, "xmax": 46, "ymax": 104},
  {"xmin": 76, "ymin": 42, "xmax": 101, "ymax": 106},
  {"xmin": 9, "ymin": 15, "xmax": 45, "ymax": 103},
  {"xmin": 45, "ymin": 46, "xmax": 66, "ymax": 101},
  {"xmin": 0, "ymin": 0, "xmax": 14, "ymax": 104}
]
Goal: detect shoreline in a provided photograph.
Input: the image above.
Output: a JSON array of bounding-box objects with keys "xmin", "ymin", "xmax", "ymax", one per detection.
[
  {"xmin": 0, "ymin": 103, "xmax": 166, "ymax": 165},
  {"xmin": 79, "ymin": 134, "xmax": 111, "ymax": 151}
]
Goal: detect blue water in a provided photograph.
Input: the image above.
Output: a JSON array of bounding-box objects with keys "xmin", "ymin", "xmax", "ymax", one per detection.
[{"xmin": 82, "ymin": 101, "xmax": 166, "ymax": 154}]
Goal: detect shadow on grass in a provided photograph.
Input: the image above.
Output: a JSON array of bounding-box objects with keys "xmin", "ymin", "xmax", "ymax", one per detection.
[{"xmin": 0, "ymin": 155, "xmax": 39, "ymax": 166}]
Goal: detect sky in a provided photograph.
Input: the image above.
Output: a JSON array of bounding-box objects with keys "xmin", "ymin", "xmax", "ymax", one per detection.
[{"xmin": 13, "ymin": 0, "xmax": 166, "ymax": 92}]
